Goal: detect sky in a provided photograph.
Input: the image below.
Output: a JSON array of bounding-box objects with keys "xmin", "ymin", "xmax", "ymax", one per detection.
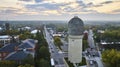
[{"xmin": 0, "ymin": 0, "xmax": 120, "ymax": 21}]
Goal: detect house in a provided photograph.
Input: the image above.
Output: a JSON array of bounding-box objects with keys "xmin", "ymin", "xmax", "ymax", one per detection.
[
  {"xmin": 31, "ymin": 29, "xmax": 40, "ymax": 34},
  {"xmin": 17, "ymin": 39, "xmax": 37, "ymax": 52},
  {"xmin": 100, "ymin": 41, "xmax": 120, "ymax": 50},
  {"xmin": 0, "ymin": 35, "xmax": 11, "ymax": 46},
  {"xmin": 53, "ymin": 34, "xmax": 62, "ymax": 37},
  {"xmin": 0, "ymin": 43, "xmax": 19, "ymax": 60},
  {"xmin": 52, "ymin": 33, "xmax": 64, "ymax": 37},
  {"xmin": 0, "ymin": 27, "xmax": 3, "ymax": 31},
  {"xmin": 31, "ymin": 29, "xmax": 40, "ymax": 36},
  {"xmin": 0, "ymin": 39, "xmax": 37, "ymax": 61},
  {"xmin": 4, "ymin": 39, "xmax": 37, "ymax": 61},
  {"xmin": 97, "ymin": 30, "xmax": 105, "ymax": 34},
  {"xmin": 5, "ymin": 51, "xmax": 32, "ymax": 63},
  {"xmin": 24, "ymin": 26, "xmax": 31, "ymax": 31}
]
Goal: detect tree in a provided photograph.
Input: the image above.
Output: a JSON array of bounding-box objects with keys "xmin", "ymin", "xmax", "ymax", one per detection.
[
  {"xmin": 5, "ymin": 30, "xmax": 20, "ymax": 35},
  {"xmin": 54, "ymin": 37, "xmax": 63, "ymax": 49},
  {"xmin": 102, "ymin": 30, "xmax": 120, "ymax": 42},
  {"xmin": 83, "ymin": 33, "xmax": 88, "ymax": 51},
  {"xmin": 34, "ymin": 29, "xmax": 50, "ymax": 67},
  {"xmin": 18, "ymin": 64, "xmax": 34, "ymax": 67},
  {"xmin": 57, "ymin": 27, "xmax": 66, "ymax": 32},
  {"xmin": 0, "ymin": 60, "xmax": 17, "ymax": 67},
  {"xmin": 39, "ymin": 46, "xmax": 50, "ymax": 60},
  {"xmin": 38, "ymin": 59, "xmax": 50, "ymax": 67},
  {"xmin": 22, "ymin": 54, "xmax": 34, "ymax": 65},
  {"xmin": 35, "ymin": 30, "xmax": 45, "ymax": 44},
  {"xmin": 102, "ymin": 49, "xmax": 120, "ymax": 67},
  {"xmin": 19, "ymin": 34, "xmax": 27, "ymax": 40},
  {"xmin": 94, "ymin": 33, "xmax": 101, "ymax": 43},
  {"xmin": 82, "ymin": 39, "xmax": 88, "ymax": 51},
  {"xmin": 19, "ymin": 31, "xmax": 34, "ymax": 40}
]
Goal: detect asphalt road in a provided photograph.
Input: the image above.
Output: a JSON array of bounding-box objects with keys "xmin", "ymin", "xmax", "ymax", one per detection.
[
  {"xmin": 86, "ymin": 29, "xmax": 104, "ymax": 67},
  {"xmin": 44, "ymin": 26, "xmax": 66, "ymax": 67},
  {"xmin": 88, "ymin": 29, "xmax": 95, "ymax": 48}
]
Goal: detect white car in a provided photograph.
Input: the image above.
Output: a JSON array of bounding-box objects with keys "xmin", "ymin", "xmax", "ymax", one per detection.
[{"xmin": 89, "ymin": 60, "xmax": 93, "ymax": 65}]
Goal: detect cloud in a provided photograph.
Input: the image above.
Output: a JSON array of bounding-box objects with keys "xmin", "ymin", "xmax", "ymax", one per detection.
[
  {"xmin": 112, "ymin": 9, "xmax": 120, "ymax": 14},
  {"xmin": 44, "ymin": 0, "xmax": 76, "ymax": 4},
  {"xmin": 113, "ymin": 9, "xmax": 120, "ymax": 12},
  {"xmin": 34, "ymin": 0, "xmax": 43, "ymax": 3},
  {"xmin": 25, "ymin": 3, "xmax": 61, "ymax": 11},
  {"xmin": 93, "ymin": 4, "xmax": 103, "ymax": 7},
  {"xmin": 19, "ymin": 0, "xmax": 33, "ymax": 2},
  {"xmin": 0, "ymin": 6, "xmax": 39, "ymax": 16},
  {"xmin": 0, "ymin": 0, "xmax": 120, "ymax": 20},
  {"xmin": 0, "ymin": 7, "xmax": 21, "ymax": 16},
  {"xmin": 25, "ymin": 0, "xmax": 119, "ymax": 15},
  {"xmin": 86, "ymin": 1, "xmax": 120, "ymax": 14},
  {"xmin": 0, "ymin": 0, "xmax": 23, "ymax": 9},
  {"xmin": 101, "ymin": 1, "xmax": 113, "ymax": 4},
  {"xmin": 86, "ymin": 2, "xmax": 103, "ymax": 7},
  {"xmin": 59, "ymin": 1, "xmax": 85, "ymax": 13},
  {"xmin": 0, "ymin": 7, "xmax": 20, "ymax": 13}
]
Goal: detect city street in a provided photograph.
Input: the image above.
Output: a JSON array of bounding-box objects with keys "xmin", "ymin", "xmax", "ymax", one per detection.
[
  {"xmin": 85, "ymin": 29, "xmax": 104, "ymax": 67},
  {"xmin": 44, "ymin": 26, "xmax": 66, "ymax": 67}
]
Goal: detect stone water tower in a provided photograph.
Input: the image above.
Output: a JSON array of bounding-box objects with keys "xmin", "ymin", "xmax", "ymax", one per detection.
[{"xmin": 68, "ymin": 16, "xmax": 84, "ymax": 63}]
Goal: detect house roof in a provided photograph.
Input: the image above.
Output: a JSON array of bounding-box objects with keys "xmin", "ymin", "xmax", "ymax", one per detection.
[
  {"xmin": 0, "ymin": 27, "xmax": 2, "ymax": 30},
  {"xmin": 53, "ymin": 34, "xmax": 62, "ymax": 37},
  {"xmin": 0, "ymin": 35, "xmax": 10, "ymax": 39},
  {"xmin": 0, "ymin": 39, "xmax": 36, "ymax": 53},
  {"xmin": 18, "ymin": 42, "xmax": 32, "ymax": 48},
  {"xmin": 28, "ymin": 39, "xmax": 36, "ymax": 44},
  {"xmin": 5, "ymin": 51, "xmax": 29, "ymax": 60},
  {"xmin": 18, "ymin": 39, "xmax": 36, "ymax": 49},
  {"xmin": 4, "ymin": 39, "xmax": 36, "ymax": 61},
  {"xmin": 31, "ymin": 30, "xmax": 40, "ymax": 34},
  {"xmin": 0, "ymin": 43, "xmax": 19, "ymax": 52}
]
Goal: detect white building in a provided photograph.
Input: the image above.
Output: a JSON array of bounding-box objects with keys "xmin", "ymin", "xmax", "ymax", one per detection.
[
  {"xmin": 31, "ymin": 29, "xmax": 40, "ymax": 34},
  {"xmin": 24, "ymin": 26, "xmax": 31, "ymax": 30},
  {"xmin": 0, "ymin": 35, "xmax": 11, "ymax": 46},
  {"xmin": 52, "ymin": 34, "xmax": 62, "ymax": 37},
  {"xmin": 0, "ymin": 27, "xmax": 3, "ymax": 31},
  {"xmin": 68, "ymin": 16, "xmax": 84, "ymax": 63}
]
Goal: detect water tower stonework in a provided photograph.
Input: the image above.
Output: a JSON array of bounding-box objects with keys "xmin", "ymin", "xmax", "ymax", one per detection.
[{"xmin": 68, "ymin": 16, "xmax": 84, "ymax": 63}]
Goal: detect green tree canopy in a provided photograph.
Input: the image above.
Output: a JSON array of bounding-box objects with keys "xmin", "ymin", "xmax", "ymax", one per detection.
[
  {"xmin": 19, "ymin": 31, "xmax": 34, "ymax": 40},
  {"xmin": 54, "ymin": 37, "xmax": 63, "ymax": 49},
  {"xmin": 0, "ymin": 60, "xmax": 17, "ymax": 67},
  {"xmin": 38, "ymin": 59, "xmax": 50, "ymax": 67},
  {"xmin": 102, "ymin": 49, "xmax": 120, "ymax": 67},
  {"xmin": 102, "ymin": 30, "xmax": 120, "ymax": 42},
  {"xmin": 39, "ymin": 46, "xmax": 50, "ymax": 60},
  {"xmin": 82, "ymin": 39, "xmax": 88, "ymax": 51},
  {"xmin": 18, "ymin": 64, "xmax": 34, "ymax": 67},
  {"xmin": 34, "ymin": 29, "xmax": 50, "ymax": 67},
  {"xmin": 22, "ymin": 54, "xmax": 34, "ymax": 65}
]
